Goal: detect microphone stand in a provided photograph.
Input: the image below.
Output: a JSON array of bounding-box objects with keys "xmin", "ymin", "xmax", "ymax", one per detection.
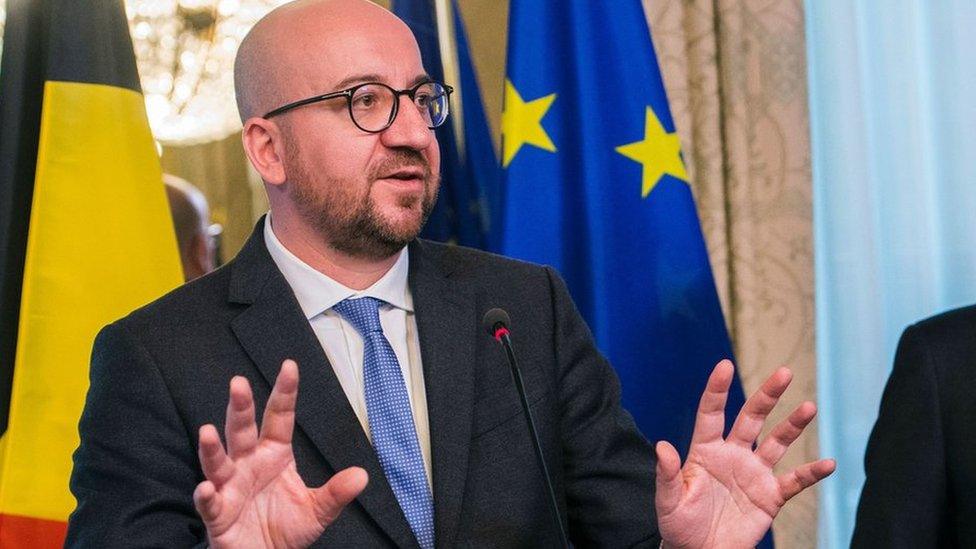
[{"xmin": 493, "ymin": 325, "xmax": 570, "ymax": 549}]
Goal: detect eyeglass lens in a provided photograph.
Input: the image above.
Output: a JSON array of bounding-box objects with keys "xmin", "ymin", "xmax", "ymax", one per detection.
[{"xmin": 350, "ymin": 82, "xmax": 449, "ymax": 132}]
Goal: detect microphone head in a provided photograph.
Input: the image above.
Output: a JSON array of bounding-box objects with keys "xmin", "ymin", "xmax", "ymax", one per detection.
[{"xmin": 481, "ymin": 308, "xmax": 511, "ymax": 337}]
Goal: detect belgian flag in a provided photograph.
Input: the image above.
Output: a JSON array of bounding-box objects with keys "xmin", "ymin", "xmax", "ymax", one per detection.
[{"xmin": 0, "ymin": 0, "xmax": 183, "ymax": 545}]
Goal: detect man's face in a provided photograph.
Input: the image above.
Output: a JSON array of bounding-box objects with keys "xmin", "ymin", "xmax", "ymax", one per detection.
[{"xmin": 275, "ymin": 10, "xmax": 441, "ymax": 259}]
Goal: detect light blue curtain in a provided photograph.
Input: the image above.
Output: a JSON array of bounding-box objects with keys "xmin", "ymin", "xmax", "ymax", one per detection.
[{"xmin": 805, "ymin": 1, "xmax": 976, "ymax": 546}]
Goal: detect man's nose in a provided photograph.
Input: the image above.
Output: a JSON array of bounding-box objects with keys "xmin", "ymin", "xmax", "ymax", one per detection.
[{"xmin": 379, "ymin": 96, "xmax": 435, "ymax": 151}]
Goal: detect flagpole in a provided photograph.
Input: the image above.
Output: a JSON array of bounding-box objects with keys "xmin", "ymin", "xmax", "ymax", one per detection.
[{"xmin": 434, "ymin": 0, "xmax": 466, "ymax": 162}]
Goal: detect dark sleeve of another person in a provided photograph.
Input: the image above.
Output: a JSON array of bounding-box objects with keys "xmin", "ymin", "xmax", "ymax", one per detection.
[
  {"xmin": 65, "ymin": 322, "xmax": 208, "ymax": 548},
  {"xmin": 851, "ymin": 324, "xmax": 948, "ymax": 547}
]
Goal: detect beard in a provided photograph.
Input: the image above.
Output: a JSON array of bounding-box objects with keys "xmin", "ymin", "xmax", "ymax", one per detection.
[{"xmin": 288, "ymin": 146, "xmax": 439, "ymax": 260}]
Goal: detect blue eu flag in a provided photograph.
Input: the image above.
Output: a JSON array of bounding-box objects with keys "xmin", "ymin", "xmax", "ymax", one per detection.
[
  {"xmin": 501, "ymin": 0, "xmax": 754, "ymax": 498},
  {"xmin": 393, "ymin": 0, "xmax": 500, "ymax": 249}
]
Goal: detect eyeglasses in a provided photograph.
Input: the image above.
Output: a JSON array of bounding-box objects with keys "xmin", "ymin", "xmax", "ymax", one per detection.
[{"xmin": 262, "ymin": 80, "xmax": 454, "ymax": 133}]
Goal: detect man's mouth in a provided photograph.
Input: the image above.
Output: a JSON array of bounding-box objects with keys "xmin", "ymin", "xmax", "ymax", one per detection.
[
  {"xmin": 380, "ymin": 168, "xmax": 426, "ymax": 181},
  {"xmin": 376, "ymin": 168, "xmax": 427, "ymax": 189}
]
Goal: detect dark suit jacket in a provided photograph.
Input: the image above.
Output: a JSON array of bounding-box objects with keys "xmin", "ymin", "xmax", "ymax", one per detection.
[
  {"xmin": 66, "ymin": 219, "xmax": 660, "ymax": 548},
  {"xmin": 852, "ymin": 305, "xmax": 976, "ymax": 547}
]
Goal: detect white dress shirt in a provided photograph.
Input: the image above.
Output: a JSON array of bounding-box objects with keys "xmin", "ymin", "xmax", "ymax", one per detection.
[{"xmin": 263, "ymin": 214, "xmax": 432, "ymax": 483}]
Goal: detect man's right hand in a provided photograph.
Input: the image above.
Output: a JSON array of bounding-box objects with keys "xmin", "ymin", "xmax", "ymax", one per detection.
[{"xmin": 193, "ymin": 359, "xmax": 368, "ymax": 549}]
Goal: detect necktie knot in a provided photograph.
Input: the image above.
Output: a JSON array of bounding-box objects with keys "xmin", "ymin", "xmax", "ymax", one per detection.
[{"xmin": 333, "ymin": 296, "xmax": 385, "ymax": 335}]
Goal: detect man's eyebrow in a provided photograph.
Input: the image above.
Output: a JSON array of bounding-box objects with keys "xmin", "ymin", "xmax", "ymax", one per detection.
[
  {"xmin": 330, "ymin": 73, "xmax": 433, "ymax": 91},
  {"xmin": 409, "ymin": 74, "xmax": 433, "ymax": 87}
]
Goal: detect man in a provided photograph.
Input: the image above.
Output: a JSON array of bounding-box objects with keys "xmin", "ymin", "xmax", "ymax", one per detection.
[
  {"xmin": 163, "ymin": 173, "xmax": 217, "ymax": 281},
  {"xmin": 852, "ymin": 305, "xmax": 976, "ymax": 546},
  {"xmin": 66, "ymin": 1, "xmax": 833, "ymax": 547}
]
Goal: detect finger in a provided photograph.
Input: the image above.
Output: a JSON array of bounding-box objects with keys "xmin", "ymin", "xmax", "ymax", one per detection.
[
  {"xmin": 193, "ymin": 479, "xmax": 223, "ymax": 525},
  {"xmin": 778, "ymin": 458, "xmax": 836, "ymax": 501},
  {"xmin": 225, "ymin": 376, "xmax": 259, "ymax": 458},
  {"xmin": 755, "ymin": 401, "xmax": 817, "ymax": 467},
  {"xmin": 198, "ymin": 424, "xmax": 236, "ymax": 488},
  {"xmin": 727, "ymin": 366, "xmax": 792, "ymax": 447},
  {"xmin": 311, "ymin": 467, "xmax": 370, "ymax": 527},
  {"xmin": 260, "ymin": 359, "xmax": 300, "ymax": 444},
  {"xmin": 689, "ymin": 360, "xmax": 734, "ymax": 446},
  {"xmin": 654, "ymin": 441, "xmax": 684, "ymax": 517}
]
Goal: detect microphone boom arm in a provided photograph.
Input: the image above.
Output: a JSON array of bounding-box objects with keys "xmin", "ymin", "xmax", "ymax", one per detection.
[{"xmin": 484, "ymin": 309, "xmax": 570, "ymax": 548}]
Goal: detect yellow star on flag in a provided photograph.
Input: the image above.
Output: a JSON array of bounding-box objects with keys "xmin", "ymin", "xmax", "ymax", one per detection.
[
  {"xmin": 615, "ymin": 106, "xmax": 688, "ymax": 198},
  {"xmin": 501, "ymin": 79, "xmax": 557, "ymax": 167}
]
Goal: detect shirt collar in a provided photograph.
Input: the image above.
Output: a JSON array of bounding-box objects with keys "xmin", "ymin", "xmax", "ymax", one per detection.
[{"xmin": 263, "ymin": 212, "xmax": 413, "ymax": 320}]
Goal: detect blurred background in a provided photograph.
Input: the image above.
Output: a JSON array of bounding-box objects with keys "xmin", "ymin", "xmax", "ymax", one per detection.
[{"xmin": 2, "ymin": 1, "xmax": 975, "ymax": 547}]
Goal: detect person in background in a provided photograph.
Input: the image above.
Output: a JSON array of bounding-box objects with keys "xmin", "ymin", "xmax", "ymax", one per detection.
[
  {"xmin": 164, "ymin": 173, "xmax": 217, "ymax": 281},
  {"xmin": 852, "ymin": 305, "xmax": 976, "ymax": 546}
]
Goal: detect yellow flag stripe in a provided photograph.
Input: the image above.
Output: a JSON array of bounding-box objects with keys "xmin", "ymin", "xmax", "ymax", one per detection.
[{"xmin": 0, "ymin": 81, "xmax": 183, "ymax": 522}]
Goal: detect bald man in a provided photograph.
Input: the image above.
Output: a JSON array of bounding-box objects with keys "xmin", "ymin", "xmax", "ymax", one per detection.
[
  {"xmin": 164, "ymin": 174, "xmax": 216, "ymax": 281},
  {"xmin": 67, "ymin": 1, "xmax": 832, "ymax": 547}
]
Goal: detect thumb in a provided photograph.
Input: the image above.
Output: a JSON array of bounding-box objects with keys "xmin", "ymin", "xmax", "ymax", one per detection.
[
  {"xmin": 311, "ymin": 467, "xmax": 369, "ymax": 527},
  {"xmin": 655, "ymin": 441, "xmax": 684, "ymax": 517}
]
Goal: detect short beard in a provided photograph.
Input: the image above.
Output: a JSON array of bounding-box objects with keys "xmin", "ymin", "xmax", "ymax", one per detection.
[{"xmin": 289, "ymin": 147, "xmax": 439, "ymax": 260}]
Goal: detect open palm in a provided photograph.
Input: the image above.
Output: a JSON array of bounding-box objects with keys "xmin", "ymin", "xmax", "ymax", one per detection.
[
  {"xmin": 193, "ymin": 360, "xmax": 368, "ymax": 549},
  {"xmin": 655, "ymin": 360, "xmax": 835, "ymax": 548}
]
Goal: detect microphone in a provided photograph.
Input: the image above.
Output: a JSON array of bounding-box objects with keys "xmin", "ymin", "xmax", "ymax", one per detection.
[
  {"xmin": 481, "ymin": 309, "xmax": 569, "ymax": 548},
  {"xmin": 481, "ymin": 307, "xmax": 511, "ymax": 341}
]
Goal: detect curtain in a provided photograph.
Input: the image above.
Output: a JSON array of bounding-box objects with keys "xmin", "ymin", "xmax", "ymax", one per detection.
[
  {"xmin": 646, "ymin": 1, "xmax": 818, "ymax": 546},
  {"xmin": 806, "ymin": 1, "xmax": 976, "ymax": 546}
]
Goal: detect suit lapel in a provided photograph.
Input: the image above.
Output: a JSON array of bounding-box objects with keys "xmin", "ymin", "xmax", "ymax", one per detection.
[
  {"xmin": 409, "ymin": 240, "xmax": 477, "ymax": 548},
  {"xmin": 227, "ymin": 219, "xmax": 420, "ymax": 549}
]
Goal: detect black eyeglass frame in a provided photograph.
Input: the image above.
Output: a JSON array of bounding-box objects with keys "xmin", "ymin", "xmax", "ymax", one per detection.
[{"xmin": 261, "ymin": 80, "xmax": 454, "ymax": 133}]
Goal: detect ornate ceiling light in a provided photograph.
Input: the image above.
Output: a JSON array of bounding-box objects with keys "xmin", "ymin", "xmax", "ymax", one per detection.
[{"xmin": 126, "ymin": 0, "xmax": 289, "ymax": 145}]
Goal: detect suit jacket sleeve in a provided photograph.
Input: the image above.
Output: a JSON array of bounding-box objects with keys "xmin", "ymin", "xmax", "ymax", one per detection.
[
  {"xmin": 543, "ymin": 267, "xmax": 661, "ymax": 547},
  {"xmin": 851, "ymin": 324, "xmax": 947, "ymax": 547},
  {"xmin": 66, "ymin": 321, "xmax": 208, "ymax": 548}
]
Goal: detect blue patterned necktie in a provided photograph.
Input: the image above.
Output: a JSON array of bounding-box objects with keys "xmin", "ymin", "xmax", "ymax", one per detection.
[{"xmin": 332, "ymin": 297, "xmax": 435, "ymax": 549}]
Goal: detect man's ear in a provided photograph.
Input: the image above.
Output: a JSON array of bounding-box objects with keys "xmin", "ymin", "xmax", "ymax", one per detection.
[
  {"xmin": 242, "ymin": 117, "xmax": 287, "ymax": 186},
  {"xmin": 186, "ymin": 231, "xmax": 213, "ymax": 280}
]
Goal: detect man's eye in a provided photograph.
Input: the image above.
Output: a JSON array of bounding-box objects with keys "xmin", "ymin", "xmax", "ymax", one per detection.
[
  {"xmin": 414, "ymin": 93, "xmax": 432, "ymax": 107},
  {"xmin": 352, "ymin": 93, "xmax": 378, "ymax": 109}
]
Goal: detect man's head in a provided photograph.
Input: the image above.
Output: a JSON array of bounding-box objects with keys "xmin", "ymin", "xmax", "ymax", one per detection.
[
  {"xmin": 235, "ymin": 0, "xmax": 441, "ymax": 260},
  {"xmin": 164, "ymin": 174, "xmax": 216, "ymax": 281}
]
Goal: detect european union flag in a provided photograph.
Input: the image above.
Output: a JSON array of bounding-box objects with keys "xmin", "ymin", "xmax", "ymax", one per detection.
[
  {"xmin": 393, "ymin": 0, "xmax": 500, "ymax": 249},
  {"xmin": 501, "ymin": 1, "xmax": 758, "ymax": 524}
]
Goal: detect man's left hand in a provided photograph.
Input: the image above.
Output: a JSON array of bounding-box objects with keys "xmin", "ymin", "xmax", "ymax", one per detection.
[{"xmin": 655, "ymin": 360, "xmax": 835, "ymax": 548}]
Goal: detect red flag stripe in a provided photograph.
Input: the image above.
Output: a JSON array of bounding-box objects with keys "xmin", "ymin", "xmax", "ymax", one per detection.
[{"xmin": 0, "ymin": 514, "xmax": 67, "ymax": 548}]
